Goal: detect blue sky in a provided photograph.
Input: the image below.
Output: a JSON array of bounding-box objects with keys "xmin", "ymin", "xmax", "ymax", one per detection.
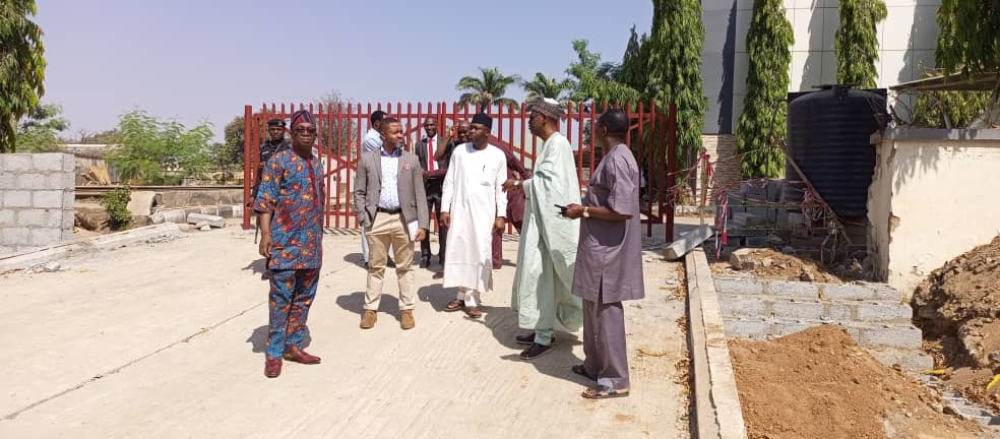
[{"xmin": 36, "ymin": 0, "xmax": 653, "ymax": 141}]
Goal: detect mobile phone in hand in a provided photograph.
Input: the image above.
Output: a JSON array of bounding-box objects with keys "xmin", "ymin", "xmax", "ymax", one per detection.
[{"xmin": 554, "ymin": 204, "xmax": 568, "ymax": 216}]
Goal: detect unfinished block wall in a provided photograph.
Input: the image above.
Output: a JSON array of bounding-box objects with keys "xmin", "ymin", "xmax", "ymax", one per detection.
[{"xmin": 0, "ymin": 153, "xmax": 76, "ymax": 254}]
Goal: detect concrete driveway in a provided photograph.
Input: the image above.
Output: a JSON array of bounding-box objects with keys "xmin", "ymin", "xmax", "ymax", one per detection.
[{"xmin": 0, "ymin": 227, "xmax": 688, "ymax": 438}]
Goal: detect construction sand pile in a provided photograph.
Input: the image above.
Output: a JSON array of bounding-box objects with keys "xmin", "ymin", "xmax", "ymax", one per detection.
[
  {"xmin": 913, "ymin": 235, "xmax": 1000, "ymax": 413},
  {"xmin": 730, "ymin": 326, "xmax": 986, "ymax": 438}
]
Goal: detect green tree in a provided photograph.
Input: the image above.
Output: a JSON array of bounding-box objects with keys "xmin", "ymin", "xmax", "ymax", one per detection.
[
  {"xmin": 616, "ymin": 26, "xmax": 652, "ymax": 94},
  {"xmin": 736, "ymin": 0, "xmax": 794, "ymax": 178},
  {"xmin": 223, "ymin": 115, "xmax": 245, "ymax": 166},
  {"xmin": 313, "ymin": 90, "xmax": 358, "ymax": 156},
  {"xmin": 76, "ymin": 129, "xmax": 120, "ymax": 144},
  {"xmin": 15, "ymin": 103, "xmax": 69, "ymax": 152},
  {"xmin": 456, "ymin": 67, "xmax": 520, "ymax": 112},
  {"xmin": 565, "ymin": 40, "xmax": 642, "ymax": 106},
  {"xmin": 646, "ymin": 0, "xmax": 708, "ymax": 158},
  {"xmin": 1, "ymin": 0, "xmax": 47, "ymax": 153},
  {"xmin": 835, "ymin": 0, "xmax": 887, "ymax": 88},
  {"xmin": 521, "ymin": 72, "xmax": 573, "ymax": 103},
  {"xmin": 937, "ymin": 0, "xmax": 1000, "ymax": 76},
  {"xmin": 105, "ymin": 110, "xmax": 213, "ymax": 185}
]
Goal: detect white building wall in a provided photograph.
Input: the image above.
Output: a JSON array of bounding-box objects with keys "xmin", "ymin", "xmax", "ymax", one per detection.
[{"xmin": 728, "ymin": 0, "xmax": 941, "ymax": 127}]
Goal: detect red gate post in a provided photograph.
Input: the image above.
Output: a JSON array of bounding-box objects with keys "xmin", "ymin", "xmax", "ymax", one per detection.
[
  {"xmin": 666, "ymin": 102, "xmax": 677, "ymax": 241},
  {"xmin": 242, "ymin": 105, "xmax": 254, "ymax": 230}
]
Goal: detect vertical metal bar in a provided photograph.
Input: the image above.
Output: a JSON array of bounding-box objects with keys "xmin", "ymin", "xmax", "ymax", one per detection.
[
  {"xmin": 242, "ymin": 105, "xmax": 253, "ymax": 229},
  {"xmin": 667, "ymin": 102, "xmax": 677, "ymax": 241}
]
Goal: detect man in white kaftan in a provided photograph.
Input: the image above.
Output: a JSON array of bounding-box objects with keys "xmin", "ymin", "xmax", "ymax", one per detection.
[
  {"xmin": 440, "ymin": 112, "xmax": 508, "ymax": 319},
  {"xmin": 506, "ymin": 98, "xmax": 584, "ymax": 360}
]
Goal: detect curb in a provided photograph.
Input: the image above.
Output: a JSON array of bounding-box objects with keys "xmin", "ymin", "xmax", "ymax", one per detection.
[
  {"xmin": 685, "ymin": 248, "xmax": 749, "ymax": 439},
  {"xmin": 0, "ymin": 223, "xmax": 183, "ymax": 273}
]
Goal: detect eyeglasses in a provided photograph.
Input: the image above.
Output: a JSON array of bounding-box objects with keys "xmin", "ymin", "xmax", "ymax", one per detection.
[{"xmin": 294, "ymin": 127, "xmax": 317, "ymax": 134}]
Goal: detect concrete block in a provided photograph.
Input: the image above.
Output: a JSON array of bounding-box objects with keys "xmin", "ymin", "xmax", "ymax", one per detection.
[
  {"xmin": 768, "ymin": 321, "xmax": 821, "ymax": 338},
  {"xmin": 871, "ymin": 348, "xmax": 934, "ymax": 373},
  {"xmin": 742, "ymin": 182, "xmax": 767, "ymax": 200},
  {"xmin": 787, "ymin": 212, "xmax": 806, "ymax": 226},
  {"xmin": 771, "ymin": 300, "xmax": 825, "ymax": 320},
  {"xmin": 857, "ymin": 325, "xmax": 923, "ymax": 350},
  {"xmin": 665, "ymin": 224, "xmax": 713, "ymax": 260},
  {"xmin": 764, "ymin": 280, "xmax": 820, "ymax": 300},
  {"xmin": 718, "ymin": 296, "xmax": 768, "ymax": 317},
  {"xmin": 62, "ymin": 210, "xmax": 75, "ymax": 228},
  {"xmin": 724, "ymin": 319, "xmax": 769, "ymax": 340},
  {"xmin": 714, "ymin": 277, "xmax": 765, "ymax": 295},
  {"xmin": 0, "ymin": 245, "xmax": 14, "ymax": 255},
  {"xmin": 30, "ymin": 228, "xmax": 63, "ymax": 246},
  {"xmin": 856, "ymin": 302, "xmax": 913, "ymax": 322},
  {"xmin": 4, "ymin": 154, "xmax": 31, "ymax": 172},
  {"xmin": 766, "ymin": 179, "xmax": 785, "ymax": 202},
  {"xmin": 16, "ymin": 208, "xmax": 45, "ymax": 226},
  {"xmin": 0, "ymin": 209, "xmax": 15, "ymax": 226},
  {"xmin": 746, "ymin": 236, "xmax": 769, "ymax": 247},
  {"xmin": 45, "ymin": 210, "xmax": 63, "ymax": 228},
  {"xmin": 62, "ymin": 191, "xmax": 74, "ymax": 208},
  {"xmin": 820, "ymin": 283, "xmax": 873, "ymax": 301},
  {"xmin": 62, "ymin": 154, "xmax": 75, "ymax": 172},
  {"xmin": 32, "ymin": 154, "xmax": 65, "ymax": 171},
  {"xmin": 826, "ymin": 303, "xmax": 855, "ymax": 321},
  {"xmin": 747, "ymin": 206, "xmax": 774, "ymax": 223},
  {"xmin": 2, "ymin": 227, "xmax": 31, "ymax": 245},
  {"xmin": 3, "ymin": 190, "xmax": 31, "ymax": 208},
  {"xmin": 16, "ymin": 173, "xmax": 46, "ymax": 190},
  {"xmin": 33, "ymin": 190, "xmax": 63, "ymax": 209},
  {"xmin": 46, "ymin": 173, "xmax": 70, "ymax": 190},
  {"xmin": 186, "ymin": 213, "xmax": 225, "ymax": 228},
  {"xmin": 731, "ymin": 212, "xmax": 757, "ymax": 227},
  {"xmin": 63, "ymin": 171, "xmax": 76, "ymax": 189},
  {"xmin": 0, "ymin": 172, "xmax": 14, "ymax": 188},
  {"xmin": 868, "ymin": 283, "xmax": 908, "ymax": 301}
]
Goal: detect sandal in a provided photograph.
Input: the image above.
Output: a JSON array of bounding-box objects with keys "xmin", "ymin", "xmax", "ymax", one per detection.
[
  {"xmin": 581, "ymin": 385, "xmax": 630, "ymax": 399},
  {"xmin": 444, "ymin": 299, "xmax": 465, "ymax": 312},
  {"xmin": 464, "ymin": 306, "xmax": 483, "ymax": 318},
  {"xmin": 571, "ymin": 365, "xmax": 596, "ymax": 381}
]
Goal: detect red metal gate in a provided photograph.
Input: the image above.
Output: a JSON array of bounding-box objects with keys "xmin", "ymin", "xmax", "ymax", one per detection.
[{"xmin": 242, "ymin": 102, "xmax": 677, "ymax": 240}]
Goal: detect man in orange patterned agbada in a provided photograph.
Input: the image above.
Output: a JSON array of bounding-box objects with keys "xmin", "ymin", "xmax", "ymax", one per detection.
[{"xmin": 253, "ymin": 109, "xmax": 325, "ymax": 378}]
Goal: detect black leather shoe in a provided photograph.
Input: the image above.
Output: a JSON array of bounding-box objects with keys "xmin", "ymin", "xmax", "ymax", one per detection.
[
  {"xmin": 519, "ymin": 343, "xmax": 553, "ymax": 361},
  {"xmin": 515, "ymin": 333, "xmax": 535, "ymax": 345}
]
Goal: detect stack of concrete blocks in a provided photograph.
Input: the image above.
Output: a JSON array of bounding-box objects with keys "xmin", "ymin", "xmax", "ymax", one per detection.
[
  {"xmin": 0, "ymin": 153, "xmax": 76, "ymax": 254},
  {"xmin": 714, "ymin": 179, "xmax": 808, "ymax": 249},
  {"xmin": 714, "ymin": 276, "xmax": 931, "ymax": 372}
]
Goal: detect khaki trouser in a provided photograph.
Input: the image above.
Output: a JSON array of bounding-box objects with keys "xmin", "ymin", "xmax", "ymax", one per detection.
[{"xmin": 364, "ymin": 211, "xmax": 416, "ymax": 311}]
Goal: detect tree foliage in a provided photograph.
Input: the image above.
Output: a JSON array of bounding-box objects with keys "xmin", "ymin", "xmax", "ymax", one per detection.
[
  {"xmin": 105, "ymin": 110, "xmax": 213, "ymax": 185},
  {"xmin": 223, "ymin": 115, "xmax": 245, "ymax": 166},
  {"xmin": 456, "ymin": 67, "xmax": 520, "ymax": 111},
  {"xmin": 312, "ymin": 90, "xmax": 358, "ymax": 157},
  {"xmin": 736, "ymin": 0, "xmax": 794, "ymax": 178},
  {"xmin": 15, "ymin": 103, "xmax": 69, "ymax": 152},
  {"xmin": 521, "ymin": 72, "xmax": 573, "ymax": 103},
  {"xmin": 565, "ymin": 40, "xmax": 642, "ymax": 106},
  {"xmin": 835, "ymin": 0, "xmax": 887, "ymax": 88},
  {"xmin": 1, "ymin": 0, "xmax": 46, "ymax": 153},
  {"xmin": 936, "ymin": 0, "xmax": 1000, "ymax": 76},
  {"xmin": 646, "ymin": 0, "xmax": 708, "ymax": 157}
]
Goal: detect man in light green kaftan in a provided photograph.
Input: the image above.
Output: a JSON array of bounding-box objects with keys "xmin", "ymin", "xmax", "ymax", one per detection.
[{"xmin": 505, "ymin": 98, "xmax": 584, "ymax": 361}]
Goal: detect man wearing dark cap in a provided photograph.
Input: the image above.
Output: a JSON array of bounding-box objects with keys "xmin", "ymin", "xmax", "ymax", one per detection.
[
  {"xmin": 253, "ymin": 109, "xmax": 325, "ymax": 378},
  {"xmin": 439, "ymin": 113, "xmax": 508, "ymax": 319}
]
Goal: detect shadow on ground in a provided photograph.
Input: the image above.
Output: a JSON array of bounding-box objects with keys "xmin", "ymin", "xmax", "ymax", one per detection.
[{"xmin": 246, "ymin": 325, "xmax": 312, "ymax": 353}]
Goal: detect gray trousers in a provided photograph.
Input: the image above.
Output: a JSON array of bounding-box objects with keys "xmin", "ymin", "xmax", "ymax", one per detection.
[{"xmin": 582, "ymin": 288, "xmax": 630, "ymax": 390}]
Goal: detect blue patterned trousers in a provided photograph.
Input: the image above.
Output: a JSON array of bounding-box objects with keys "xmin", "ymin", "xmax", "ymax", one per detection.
[{"xmin": 267, "ymin": 268, "xmax": 320, "ymax": 359}]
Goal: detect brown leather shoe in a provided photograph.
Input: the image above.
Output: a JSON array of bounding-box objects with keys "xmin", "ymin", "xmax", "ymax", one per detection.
[
  {"xmin": 283, "ymin": 345, "xmax": 321, "ymax": 364},
  {"xmin": 360, "ymin": 310, "xmax": 377, "ymax": 329},
  {"xmin": 264, "ymin": 358, "xmax": 282, "ymax": 378},
  {"xmin": 400, "ymin": 310, "xmax": 415, "ymax": 330}
]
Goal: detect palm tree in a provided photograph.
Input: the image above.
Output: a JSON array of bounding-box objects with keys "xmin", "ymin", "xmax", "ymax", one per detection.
[
  {"xmin": 521, "ymin": 72, "xmax": 574, "ymax": 103},
  {"xmin": 456, "ymin": 67, "xmax": 520, "ymax": 112},
  {"xmin": 1, "ymin": 0, "xmax": 47, "ymax": 153}
]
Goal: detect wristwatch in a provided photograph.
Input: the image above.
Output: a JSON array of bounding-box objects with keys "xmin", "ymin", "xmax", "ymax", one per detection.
[{"xmin": 583, "ymin": 206, "xmax": 590, "ymax": 218}]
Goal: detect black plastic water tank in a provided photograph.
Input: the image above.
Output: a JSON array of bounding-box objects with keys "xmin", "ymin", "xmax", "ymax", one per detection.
[{"xmin": 784, "ymin": 85, "xmax": 887, "ymax": 217}]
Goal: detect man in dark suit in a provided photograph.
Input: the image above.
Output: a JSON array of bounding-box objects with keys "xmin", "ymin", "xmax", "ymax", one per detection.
[
  {"xmin": 414, "ymin": 116, "xmax": 448, "ymax": 268},
  {"xmin": 353, "ymin": 117, "xmax": 430, "ymax": 330}
]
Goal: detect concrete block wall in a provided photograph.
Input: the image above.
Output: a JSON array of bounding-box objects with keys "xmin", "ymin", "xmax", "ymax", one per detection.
[
  {"xmin": 700, "ymin": 134, "xmax": 740, "ymax": 205},
  {"xmin": 715, "ymin": 276, "xmax": 932, "ymax": 371},
  {"xmin": 0, "ymin": 153, "xmax": 76, "ymax": 254}
]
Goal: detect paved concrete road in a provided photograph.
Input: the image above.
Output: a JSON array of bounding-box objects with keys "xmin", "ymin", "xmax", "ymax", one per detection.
[{"xmin": 0, "ymin": 227, "xmax": 688, "ymax": 438}]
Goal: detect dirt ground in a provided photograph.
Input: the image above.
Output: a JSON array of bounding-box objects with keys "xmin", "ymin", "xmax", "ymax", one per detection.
[
  {"xmin": 710, "ymin": 247, "xmax": 866, "ymax": 283},
  {"xmin": 912, "ymin": 235, "xmax": 1000, "ymax": 413},
  {"xmin": 729, "ymin": 326, "xmax": 988, "ymax": 439}
]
